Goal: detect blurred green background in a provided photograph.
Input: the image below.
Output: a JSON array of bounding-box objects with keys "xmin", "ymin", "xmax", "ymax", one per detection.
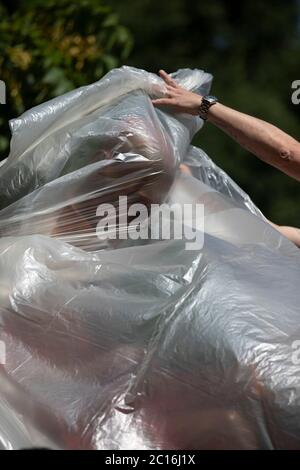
[{"xmin": 0, "ymin": 0, "xmax": 299, "ymax": 225}]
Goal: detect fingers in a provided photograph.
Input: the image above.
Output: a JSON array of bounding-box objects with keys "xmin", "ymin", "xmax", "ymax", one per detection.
[
  {"xmin": 151, "ymin": 97, "xmax": 176, "ymax": 106},
  {"xmin": 152, "ymin": 84, "xmax": 178, "ymax": 106},
  {"xmin": 159, "ymin": 69, "xmax": 179, "ymax": 88},
  {"xmin": 166, "ymin": 84, "xmax": 179, "ymax": 95}
]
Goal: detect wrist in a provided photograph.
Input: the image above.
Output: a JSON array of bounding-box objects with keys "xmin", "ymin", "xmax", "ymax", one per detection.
[
  {"xmin": 193, "ymin": 94, "xmax": 203, "ymax": 114},
  {"xmin": 206, "ymin": 101, "xmax": 221, "ymax": 121}
]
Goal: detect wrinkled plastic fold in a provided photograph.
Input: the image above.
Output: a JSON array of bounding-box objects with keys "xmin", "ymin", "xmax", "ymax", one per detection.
[{"xmin": 0, "ymin": 66, "xmax": 300, "ymax": 449}]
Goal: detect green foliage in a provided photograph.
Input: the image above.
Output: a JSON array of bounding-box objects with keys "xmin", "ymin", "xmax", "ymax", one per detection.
[{"xmin": 0, "ymin": 0, "xmax": 132, "ymax": 155}]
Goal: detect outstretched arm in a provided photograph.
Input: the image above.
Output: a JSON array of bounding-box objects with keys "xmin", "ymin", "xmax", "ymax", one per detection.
[
  {"xmin": 155, "ymin": 71, "xmax": 300, "ymax": 248},
  {"xmin": 153, "ymin": 70, "xmax": 300, "ymax": 182}
]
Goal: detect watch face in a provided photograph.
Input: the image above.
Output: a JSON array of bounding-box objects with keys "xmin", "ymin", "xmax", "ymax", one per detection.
[{"xmin": 205, "ymin": 95, "xmax": 218, "ymax": 104}]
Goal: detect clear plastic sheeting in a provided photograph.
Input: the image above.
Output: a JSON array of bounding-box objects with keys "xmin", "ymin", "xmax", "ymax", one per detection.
[{"xmin": 0, "ymin": 66, "xmax": 300, "ymax": 450}]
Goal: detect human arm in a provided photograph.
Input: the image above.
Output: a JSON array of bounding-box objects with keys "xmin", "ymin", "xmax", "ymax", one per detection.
[{"xmin": 153, "ymin": 70, "xmax": 300, "ymax": 182}]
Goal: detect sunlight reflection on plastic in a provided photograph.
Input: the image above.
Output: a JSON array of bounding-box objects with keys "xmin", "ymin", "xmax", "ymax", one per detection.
[{"xmin": 0, "ymin": 341, "xmax": 6, "ymax": 365}]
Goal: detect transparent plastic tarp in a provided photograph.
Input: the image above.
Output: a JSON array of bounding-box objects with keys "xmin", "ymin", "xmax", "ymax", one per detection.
[{"xmin": 0, "ymin": 66, "xmax": 300, "ymax": 449}]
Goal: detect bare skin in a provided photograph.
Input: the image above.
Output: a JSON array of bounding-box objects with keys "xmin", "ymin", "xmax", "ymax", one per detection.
[{"xmin": 154, "ymin": 70, "xmax": 300, "ymax": 248}]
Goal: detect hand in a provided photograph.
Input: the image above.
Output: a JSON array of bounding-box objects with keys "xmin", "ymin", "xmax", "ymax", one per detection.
[{"xmin": 152, "ymin": 69, "xmax": 203, "ymax": 115}]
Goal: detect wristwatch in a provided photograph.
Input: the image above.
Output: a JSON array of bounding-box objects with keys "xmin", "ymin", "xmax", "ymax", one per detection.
[{"xmin": 198, "ymin": 95, "xmax": 218, "ymax": 121}]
